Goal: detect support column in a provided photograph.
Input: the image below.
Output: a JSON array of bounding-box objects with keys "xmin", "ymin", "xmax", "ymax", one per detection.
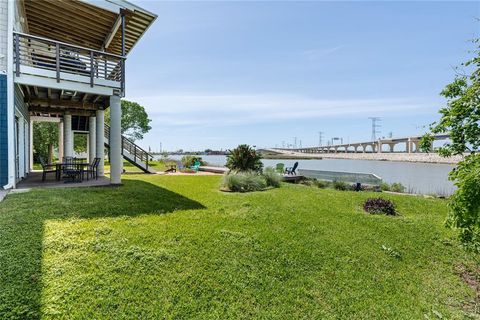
[
  {"xmin": 109, "ymin": 95, "xmax": 122, "ymax": 184},
  {"xmin": 389, "ymin": 144, "xmax": 395, "ymax": 153},
  {"xmin": 89, "ymin": 116, "xmax": 96, "ymax": 163},
  {"xmin": 377, "ymin": 141, "xmax": 382, "ymax": 153},
  {"xmin": 63, "ymin": 113, "xmax": 73, "ymax": 157},
  {"xmin": 96, "ymin": 110, "xmax": 105, "ymax": 176},
  {"xmin": 29, "ymin": 120, "xmax": 34, "ymax": 171},
  {"xmin": 58, "ymin": 121, "xmax": 64, "ymax": 161},
  {"xmin": 406, "ymin": 139, "xmax": 412, "ymax": 154}
]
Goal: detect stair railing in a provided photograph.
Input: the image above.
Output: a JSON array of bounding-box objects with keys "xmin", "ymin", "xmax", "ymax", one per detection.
[{"xmin": 104, "ymin": 124, "xmax": 152, "ymax": 171}]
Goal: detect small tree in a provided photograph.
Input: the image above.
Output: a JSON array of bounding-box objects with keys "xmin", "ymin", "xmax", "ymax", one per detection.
[
  {"xmin": 226, "ymin": 144, "xmax": 263, "ymax": 172},
  {"xmin": 106, "ymin": 99, "xmax": 152, "ymax": 142},
  {"xmin": 33, "ymin": 122, "xmax": 58, "ymax": 163},
  {"xmin": 422, "ymin": 38, "xmax": 480, "ymax": 249}
]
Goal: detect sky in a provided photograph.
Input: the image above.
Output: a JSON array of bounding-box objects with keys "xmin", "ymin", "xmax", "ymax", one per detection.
[{"xmin": 126, "ymin": 1, "xmax": 479, "ymax": 152}]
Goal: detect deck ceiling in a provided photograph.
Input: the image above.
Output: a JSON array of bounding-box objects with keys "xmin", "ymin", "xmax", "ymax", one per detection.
[
  {"xmin": 21, "ymin": 0, "xmax": 156, "ymax": 56},
  {"xmin": 21, "ymin": 84, "xmax": 108, "ymax": 117}
]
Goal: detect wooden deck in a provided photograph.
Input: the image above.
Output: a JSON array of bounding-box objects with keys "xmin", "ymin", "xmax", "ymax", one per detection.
[{"xmin": 198, "ymin": 166, "xmax": 229, "ymax": 174}]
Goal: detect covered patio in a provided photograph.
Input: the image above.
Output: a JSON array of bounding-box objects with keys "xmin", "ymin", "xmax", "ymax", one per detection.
[{"xmin": 16, "ymin": 171, "xmax": 110, "ymax": 189}]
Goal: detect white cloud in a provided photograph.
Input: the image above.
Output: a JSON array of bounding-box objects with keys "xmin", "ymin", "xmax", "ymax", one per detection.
[
  {"xmin": 303, "ymin": 46, "xmax": 344, "ymax": 61},
  {"xmin": 130, "ymin": 93, "xmax": 439, "ymax": 128}
]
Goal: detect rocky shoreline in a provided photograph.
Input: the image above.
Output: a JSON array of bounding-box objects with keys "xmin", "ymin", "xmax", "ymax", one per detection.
[{"xmin": 273, "ymin": 151, "xmax": 463, "ymax": 164}]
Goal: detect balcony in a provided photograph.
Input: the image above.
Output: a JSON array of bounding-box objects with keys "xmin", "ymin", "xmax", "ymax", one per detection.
[{"xmin": 13, "ymin": 32, "xmax": 125, "ymax": 96}]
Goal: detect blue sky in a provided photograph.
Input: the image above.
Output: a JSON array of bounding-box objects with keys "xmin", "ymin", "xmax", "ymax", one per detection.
[{"xmin": 127, "ymin": 1, "xmax": 479, "ymax": 152}]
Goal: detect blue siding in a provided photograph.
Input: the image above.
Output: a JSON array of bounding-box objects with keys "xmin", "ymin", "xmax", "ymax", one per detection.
[{"xmin": 0, "ymin": 74, "xmax": 7, "ymax": 186}]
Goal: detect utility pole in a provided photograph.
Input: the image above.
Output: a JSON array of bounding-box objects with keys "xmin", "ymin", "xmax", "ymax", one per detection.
[
  {"xmin": 318, "ymin": 131, "xmax": 324, "ymax": 147},
  {"xmin": 299, "ymin": 140, "xmax": 302, "ymax": 148},
  {"xmin": 293, "ymin": 137, "xmax": 297, "ymax": 149},
  {"xmin": 368, "ymin": 117, "xmax": 381, "ymax": 141}
]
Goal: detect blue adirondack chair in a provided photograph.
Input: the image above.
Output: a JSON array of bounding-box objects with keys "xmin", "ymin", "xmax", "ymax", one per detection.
[{"xmin": 190, "ymin": 160, "xmax": 201, "ymax": 172}]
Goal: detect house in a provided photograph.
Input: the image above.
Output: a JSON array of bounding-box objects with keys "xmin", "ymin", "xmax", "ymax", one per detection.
[{"xmin": 0, "ymin": 0, "xmax": 156, "ymax": 188}]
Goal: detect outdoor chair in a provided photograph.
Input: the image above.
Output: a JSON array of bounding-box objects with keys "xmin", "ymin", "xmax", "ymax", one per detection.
[
  {"xmin": 39, "ymin": 156, "xmax": 57, "ymax": 181},
  {"xmin": 285, "ymin": 162, "xmax": 298, "ymax": 175},
  {"xmin": 62, "ymin": 157, "xmax": 82, "ymax": 183},
  {"xmin": 190, "ymin": 160, "xmax": 201, "ymax": 172},
  {"xmin": 83, "ymin": 157, "xmax": 100, "ymax": 180},
  {"xmin": 275, "ymin": 163, "xmax": 285, "ymax": 173}
]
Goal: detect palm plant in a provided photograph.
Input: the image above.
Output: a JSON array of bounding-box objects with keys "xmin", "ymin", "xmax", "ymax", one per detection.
[{"xmin": 226, "ymin": 144, "xmax": 263, "ymax": 172}]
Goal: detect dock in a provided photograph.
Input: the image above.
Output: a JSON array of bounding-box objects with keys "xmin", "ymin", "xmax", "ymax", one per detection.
[{"xmin": 199, "ymin": 166, "xmax": 229, "ymax": 174}]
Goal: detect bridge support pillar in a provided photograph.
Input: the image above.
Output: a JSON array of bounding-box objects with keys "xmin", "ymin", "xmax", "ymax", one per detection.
[
  {"xmin": 406, "ymin": 138, "xmax": 412, "ymax": 153},
  {"xmin": 96, "ymin": 109, "xmax": 105, "ymax": 177},
  {"xmin": 389, "ymin": 144, "xmax": 395, "ymax": 152},
  {"xmin": 109, "ymin": 95, "xmax": 123, "ymax": 185},
  {"xmin": 377, "ymin": 141, "xmax": 382, "ymax": 153}
]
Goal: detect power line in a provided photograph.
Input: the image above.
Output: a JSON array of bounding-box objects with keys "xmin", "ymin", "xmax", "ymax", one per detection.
[{"xmin": 368, "ymin": 117, "xmax": 381, "ymax": 141}]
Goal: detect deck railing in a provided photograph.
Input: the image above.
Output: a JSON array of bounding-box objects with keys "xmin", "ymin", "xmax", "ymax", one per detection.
[{"xmin": 13, "ymin": 32, "xmax": 125, "ymax": 92}]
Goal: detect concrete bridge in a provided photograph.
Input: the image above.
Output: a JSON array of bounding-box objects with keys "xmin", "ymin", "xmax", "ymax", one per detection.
[{"xmin": 273, "ymin": 134, "xmax": 449, "ymax": 154}]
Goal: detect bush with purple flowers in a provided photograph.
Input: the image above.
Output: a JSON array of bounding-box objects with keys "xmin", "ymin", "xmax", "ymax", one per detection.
[{"xmin": 363, "ymin": 198, "xmax": 397, "ymax": 216}]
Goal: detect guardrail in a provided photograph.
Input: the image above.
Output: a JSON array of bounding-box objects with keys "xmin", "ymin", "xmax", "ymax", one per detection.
[{"xmin": 13, "ymin": 32, "xmax": 125, "ymax": 91}]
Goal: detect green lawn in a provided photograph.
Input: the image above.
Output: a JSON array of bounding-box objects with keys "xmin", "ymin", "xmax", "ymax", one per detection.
[{"xmin": 0, "ymin": 175, "xmax": 477, "ymax": 319}]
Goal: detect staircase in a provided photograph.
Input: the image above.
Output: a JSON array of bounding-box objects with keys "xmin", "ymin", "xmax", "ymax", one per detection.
[{"xmin": 104, "ymin": 124, "xmax": 156, "ymax": 174}]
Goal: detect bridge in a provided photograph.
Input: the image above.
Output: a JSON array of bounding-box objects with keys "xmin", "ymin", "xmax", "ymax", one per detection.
[{"xmin": 272, "ymin": 134, "xmax": 449, "ymax": 154}]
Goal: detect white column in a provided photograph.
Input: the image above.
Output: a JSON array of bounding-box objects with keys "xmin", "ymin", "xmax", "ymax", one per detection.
[
  {"xmin": 58, "ymin": 121, "xmax": 64, "ymax": 161},
  {"xmin": 96, "ymin": 110, "xmax": 105, "ymax": 176},
  {"xmin": 63, "ymin": 113, "xmax": 73, "ymax": 157},
  {"xmin": 109, "ymin": 95, "xmax": 122, "ymax": 184},
  {"xmin": 88, "ymin": 116, "xmax": 96, "ymax": 163},
  {"xmin": 406, "ymin": 138, "xmax": 412, "ymax": 154},
  {"xmin": 29, "ymin": 120, "xmax": 34, "ymax": 171}
]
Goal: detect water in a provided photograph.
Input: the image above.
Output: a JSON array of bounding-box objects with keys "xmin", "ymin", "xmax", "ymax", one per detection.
[{"xmin": 162, "ymin": 154, "xmax": 456, "ymax": 196}]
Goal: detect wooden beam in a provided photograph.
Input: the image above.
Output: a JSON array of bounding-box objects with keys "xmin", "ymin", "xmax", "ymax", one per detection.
[
  {"xmin": 25, "ymin": 97, "xmax": 106, "ymax": 110},
  {"xmin": 82, "ymin": 93, "xmax": 89, "ymax": 102},
  {"xmin": 28, "ymin": 105, "xmax": 96, "ymax": 117}
]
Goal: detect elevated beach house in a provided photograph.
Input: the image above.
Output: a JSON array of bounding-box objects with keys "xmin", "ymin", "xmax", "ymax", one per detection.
[{"xmin": 0, "ymin": 0, "xmax": 156, "ymax": 188}]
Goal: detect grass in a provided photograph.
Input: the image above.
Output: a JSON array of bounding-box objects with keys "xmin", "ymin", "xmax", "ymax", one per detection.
[{"xmin": 0, "ymin": 175, "xmax": 478, "ymax": 319}]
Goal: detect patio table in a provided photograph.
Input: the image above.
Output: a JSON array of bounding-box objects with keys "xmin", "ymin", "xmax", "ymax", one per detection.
[{"xmin": 55, "ymin": 162, "xmax": 89, "ymax": 182}]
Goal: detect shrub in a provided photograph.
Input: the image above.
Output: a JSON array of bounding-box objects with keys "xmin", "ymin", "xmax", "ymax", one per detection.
[
  {"xmin": 221, "ymin": 172, "xmax": 267, "ymax": 192},
  {"xmin": 226, "ymin": 144, "xmax": 263, "ymax": 172},
  {"xmin": 333, "ymin": 180, "xmax": 349, "ymax": 191},
  {"xmin": 390, "ymin": 182, "xmax": 406, "ymax": 193},
  {"xmin": 181, "ymin": 155, "xmax": 203, "ymax": 167},
  {"xmin": 314, "ymin": 180, "xmax": 331, "ymax": 189},
  {"xmin": 363, "ymin": 198, "xmax": 397, "ymax": 216},
  {"xmin": 381, "ymin": 182, "xmax": 391, "ymax": 191},
  {"xmin": 263, "ymin": 167, "xmax": 282, "ymax": 187}
]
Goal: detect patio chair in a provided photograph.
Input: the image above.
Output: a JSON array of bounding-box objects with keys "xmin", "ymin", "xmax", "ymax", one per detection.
[
  {"xmin": 285, "ymin": 162, "xmax": 298, "ymax": 175},
  {"xmin": 275, "ymin": 163, "xmax": 285, "ymax": 173},
  {"xmin": 63, "ymin": 157, "xmax": 82, "ymax": 183},
  {"xmin": 39, "ymin": 157, "xmax": 57, "ymax": 181},
  {"xmin": 83, "ymin": 157, "xmax": 100, "ymax": 180},
  {"xmin": 190, "ymin": 160, "xmax": 201, "ymax": 172}
]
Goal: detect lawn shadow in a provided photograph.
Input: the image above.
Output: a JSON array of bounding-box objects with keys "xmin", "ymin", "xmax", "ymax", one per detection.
[{"xmin": 0, "ymin": 178, "xmax": 205, "ymax": 319}]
